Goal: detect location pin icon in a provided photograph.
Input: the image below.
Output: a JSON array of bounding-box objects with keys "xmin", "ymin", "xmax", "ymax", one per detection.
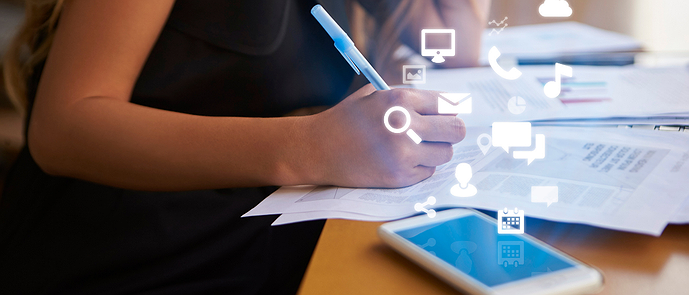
[{"xmin": 477, "ymin": 133, "xmax": 492, "ymax": 155}]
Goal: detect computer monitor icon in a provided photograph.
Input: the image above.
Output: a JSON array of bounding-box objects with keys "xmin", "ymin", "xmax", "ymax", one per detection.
[{"xmin": 421, "ymin": 29, "xmax": 455, "ymax": 63}]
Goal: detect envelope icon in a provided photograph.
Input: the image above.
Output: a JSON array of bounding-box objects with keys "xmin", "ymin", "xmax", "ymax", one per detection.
[{"xmin": 438, "ymin": 93, "xmax": 472, "ymax": 114}]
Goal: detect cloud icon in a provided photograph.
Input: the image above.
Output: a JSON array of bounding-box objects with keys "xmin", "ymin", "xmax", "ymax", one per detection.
[{"xmin": 539, "ymin": 0, "xmax": 573, "ymax": 17}]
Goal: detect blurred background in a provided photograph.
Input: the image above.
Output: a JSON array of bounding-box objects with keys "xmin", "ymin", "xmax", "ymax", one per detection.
[
  {"xmin": 0, "ymin": 0, "xmax": 688, "ymax": 190},
  {"xmin": 490, "ymin": 0, "xmax": 689, "ymax": 53},
  {"xmin": 0, "ymin": 0, "xmax": 23, "ymax": 191}
]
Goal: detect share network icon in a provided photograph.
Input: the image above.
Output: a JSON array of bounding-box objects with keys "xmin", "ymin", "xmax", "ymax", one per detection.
[{"xmin": 414, "ymin": 196, "xmax": 436, "ymax": 218}]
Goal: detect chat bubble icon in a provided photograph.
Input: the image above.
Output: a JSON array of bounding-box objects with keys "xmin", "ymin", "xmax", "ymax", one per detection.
[
  {"xmin": 531, "ymin": 186, "xmax": 558, "ymax": 207},
  {"xmin": 492, "ymin": 122, "xmax": 532, "ymax": 152},
  {"xmin": 513, "ymin": 134, "xmax": 546, "ymax": 165}
]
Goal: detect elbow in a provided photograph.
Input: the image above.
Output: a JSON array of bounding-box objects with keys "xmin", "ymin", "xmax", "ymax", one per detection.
[{"xmin": 27, "ymin": 116, "xmax": 70, "ymax": 177}]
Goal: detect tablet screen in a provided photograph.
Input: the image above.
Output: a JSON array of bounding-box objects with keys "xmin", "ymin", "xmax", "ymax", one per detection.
[{"xmin": 395, "ymin": 215, "xmax": 575, "ymax": 287}]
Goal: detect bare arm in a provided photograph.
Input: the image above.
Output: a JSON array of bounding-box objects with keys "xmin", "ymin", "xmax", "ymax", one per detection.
[
  {"xmin": 30, "ymin": 0, "xmax": 466, "ymax": 191},
  {"xmin": 399, "ymin": 0, "xmax": 491, "ymax": 68},
  {"xmin": 30, "ymin": 0, "xmax": 319, "ymax": 190}
]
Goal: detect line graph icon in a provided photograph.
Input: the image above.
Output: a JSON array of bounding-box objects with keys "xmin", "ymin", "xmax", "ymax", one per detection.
[
  {"xmin": 488, "ymin": 17, "xmax": 508, "ymax": 26},
  {"xmin": 488, "ymin": 17, "xmax": 508, "ymax": 36}
]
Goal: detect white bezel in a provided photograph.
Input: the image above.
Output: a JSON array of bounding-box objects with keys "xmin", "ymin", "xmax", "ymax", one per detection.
[{"xmin": 378, "ymin": 209, "xmax": 604, "ymax": 295}]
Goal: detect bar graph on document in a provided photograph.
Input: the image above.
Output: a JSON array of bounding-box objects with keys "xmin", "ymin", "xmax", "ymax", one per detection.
[{"xmin": 537, "ymin": 77, "xmax": 611, "ymax": 104}]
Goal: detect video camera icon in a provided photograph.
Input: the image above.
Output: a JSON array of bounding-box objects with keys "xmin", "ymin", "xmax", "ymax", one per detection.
[{"xmin": 477, "ymin": 122, "xmax": 545, "ymax": 165}]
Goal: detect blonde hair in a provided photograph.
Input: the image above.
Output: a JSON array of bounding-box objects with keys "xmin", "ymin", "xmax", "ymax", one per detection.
[{"xmin": 2, "ymin": 0, "xmax": 64, "ymax": 116}]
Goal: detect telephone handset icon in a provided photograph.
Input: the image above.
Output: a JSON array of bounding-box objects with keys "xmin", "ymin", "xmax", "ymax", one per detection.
[{"xmin": 488, "ymin": 46, "xmax": 522, "ymax": 80}]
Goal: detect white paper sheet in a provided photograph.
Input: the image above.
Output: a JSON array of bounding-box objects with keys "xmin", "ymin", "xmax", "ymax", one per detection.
[
  {"xmin": 272, "ymin": 211, "xmax": 408, "ymax": 226},
  {"xmin": 242, "ymin": 185, "xmax": 318, "ymax": 217},
  {"xmin": 531, "ymin": 116, "xmax": 689, "ymax": 127},
  {"xmin": 669, "ymin": 195, "xmax": 689, "ymax": 224},
  {"xmin": 417, "ymin": 66, "xmax": 689, "ymax": 127},
  {"xmin": 245, "ymin": 127, "xmax": 689, "ymax": 236},
  {"xmin": 273, "ymin": 194, "xmax": 689, "ymax": 226},
  {"xmin": 479, "ymin": 22, "xmax": 642, "ymax": 65}
]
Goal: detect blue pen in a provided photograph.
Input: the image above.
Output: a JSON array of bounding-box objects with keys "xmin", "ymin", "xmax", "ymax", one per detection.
[{"xmin": 311, "ymin": 4, "xmax": 391, "ymax": 91}]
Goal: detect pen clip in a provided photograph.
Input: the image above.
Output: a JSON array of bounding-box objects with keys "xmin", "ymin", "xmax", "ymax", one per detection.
[{"xmin": 335, "ymin": 43, "xmax": 360, "ymax": 75}]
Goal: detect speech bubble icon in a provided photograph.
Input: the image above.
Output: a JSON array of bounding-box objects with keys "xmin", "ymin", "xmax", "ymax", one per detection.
[
  {"xmin": 531, "ymin": 186, "xmax": 558, "ymax": 207},
  {"xmin": 491, "ymin": 122, "xmax": 532, "ymax": 153},
  {"xmin": 513, "ymin": 134, "xmax": 546, "ymax": 165}
]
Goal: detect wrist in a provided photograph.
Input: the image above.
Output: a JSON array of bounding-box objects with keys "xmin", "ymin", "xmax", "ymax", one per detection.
[{"xmin": 270, "ymin": 114, "xmax": 326, "ymax": 186}]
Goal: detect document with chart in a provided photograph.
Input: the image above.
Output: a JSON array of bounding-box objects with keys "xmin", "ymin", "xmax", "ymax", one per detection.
[
  {"xmin": 244, "ymin": 127, "xmax": 689, "ymax": 236},
  {"xmin": 418, "ymin": 66, "xmax": 689, "ymax": 127}
]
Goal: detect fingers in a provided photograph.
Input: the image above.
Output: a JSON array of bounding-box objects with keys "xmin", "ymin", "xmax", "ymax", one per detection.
[
  {"xmin": 351, "ymin": 83, "xmax": 377, "ymax": 99},
  {"xmin": 414, "ymin": 142, "xmax": 454, "ymax": 167},
  {"xmin": 411, "ymin": 165, "xmax": 436, "ymax": 182},
  {"xmin": 380, "ymin": 165, "xmax": 436, "ymax": 189},
  {"xmin": 413, "ymin": 115, "xmax": 466, "ymax": 143},
  {"xmin": 385, "ymin": 88, "xmax": 441, "ymax": 115}
]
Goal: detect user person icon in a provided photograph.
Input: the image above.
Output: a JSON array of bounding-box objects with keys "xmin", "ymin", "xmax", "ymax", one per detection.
[
  {"xmin": 451, "ymin": 163, "xmax": 478, "ymax": 197},
  {"xmin": 451, "ymin": 241, "xmax": 477, "ymax": 273}
]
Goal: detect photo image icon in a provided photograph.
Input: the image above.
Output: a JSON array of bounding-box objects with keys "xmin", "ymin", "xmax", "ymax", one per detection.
[{"xmin": 403, "ymin": 65, "xmax": 426, "ymax": 84}]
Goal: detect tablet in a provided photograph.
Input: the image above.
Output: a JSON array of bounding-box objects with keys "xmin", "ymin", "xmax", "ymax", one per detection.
[{"xmin": 378, "ymin": 209, "xmax": 603, "ymax": 295}]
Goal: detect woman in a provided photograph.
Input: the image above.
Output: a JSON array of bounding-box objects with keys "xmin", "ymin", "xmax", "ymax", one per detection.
[{"xmin": 1, "ymin": 0, "xmax": 488, "ymax": 294}]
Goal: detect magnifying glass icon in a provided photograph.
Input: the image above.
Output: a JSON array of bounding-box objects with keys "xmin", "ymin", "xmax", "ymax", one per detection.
[{"xmin": 384, "ymin": 106, "xmax": 422, "ymax": 144}]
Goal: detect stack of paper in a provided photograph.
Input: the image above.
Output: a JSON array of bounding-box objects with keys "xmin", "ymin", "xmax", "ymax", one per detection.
[
  {"xmin": 419, "ymin": 66, "xmax": 689, "ymax": 127},
  {"xmin": 245, "ymin": 127, "xmax": 689, "ymax": 236},
  {"xmin": 244, "ymin": 22, "xmax": 689, "ymax": 236},
  {"xmin": 479, "ymin": 22, "xmax": 642, "ymax": 65}
]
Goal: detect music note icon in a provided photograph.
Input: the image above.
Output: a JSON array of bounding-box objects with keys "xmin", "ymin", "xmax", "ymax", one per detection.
[{"xmin": 543, "ymin": 63, "xmax": 572, "ymax": 98}]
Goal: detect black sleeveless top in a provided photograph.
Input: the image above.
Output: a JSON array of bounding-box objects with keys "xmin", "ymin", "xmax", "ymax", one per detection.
[{"xmin": 0, "ymin": 0, "xmax": 393, "ymax": 294}]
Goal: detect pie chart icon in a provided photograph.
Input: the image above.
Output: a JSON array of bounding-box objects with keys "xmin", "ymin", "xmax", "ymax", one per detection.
[{"xmin": 508, "ymin": 96, "xmax": 526, "ymax": 114}]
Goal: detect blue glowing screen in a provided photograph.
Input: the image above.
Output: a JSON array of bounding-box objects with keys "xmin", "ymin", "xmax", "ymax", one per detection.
[{"xmin": 395, "ymin": 215, "xmax": 575, "ymax": 287}]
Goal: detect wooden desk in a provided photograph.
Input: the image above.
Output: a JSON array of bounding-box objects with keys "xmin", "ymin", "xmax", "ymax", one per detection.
[{"xmin": 298, "ymin": 217, "xmax": 689, "ymax": 295}]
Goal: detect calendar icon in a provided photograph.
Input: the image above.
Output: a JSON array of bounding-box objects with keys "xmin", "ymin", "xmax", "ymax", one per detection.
[
  {"xmin": 497, "ymin": 241, "xmax": 524, "ymax": 267},
  {"xmin": 498, "ymin": 207, "xmax": 524, "ymax": 234}
]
